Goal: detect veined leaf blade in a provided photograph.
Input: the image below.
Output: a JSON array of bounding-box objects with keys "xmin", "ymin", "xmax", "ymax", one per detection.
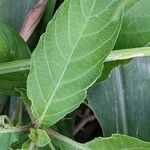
[
  {"xmin": 87, "ymin": 0, "xmax": 150, "ymax": 141},
  {"xmin": 27, "ymin": 0, "xmax": 123, "ymax": 126},
  {"xmin": 86, "ymin": 134, "xmax": 150, "ymax": 150}
]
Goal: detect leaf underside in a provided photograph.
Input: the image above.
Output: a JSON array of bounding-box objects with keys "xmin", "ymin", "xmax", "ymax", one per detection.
[{"xmin": 27, "ymin": 0, "xmax": 123, "ymax": 126}]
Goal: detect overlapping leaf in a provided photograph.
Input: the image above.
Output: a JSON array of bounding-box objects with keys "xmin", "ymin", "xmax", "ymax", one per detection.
[
  {"xmin": 87, "ymin": 0, "xmax": 150, "ymax": 141},
  {"xmin": 86, "ymin": 134, "xmax": 150, "ymax": 150},
  {"xmin": 0, "ymin": 116, "xmax": 20, "ymax": 150},
  {"xmin": 0, "ymin": 24, "xmax": 30, "ymax": 95},
  {"xmin": 52, "ymin": 134, "xmax": 150, "ymax": 150},
  {"xmin": 27, "ymin": 0, "xmax": 123, "ymax": 126},
  {"xmin": 0, "ymin": 0, "xmax": 39, "ymax": 32}
]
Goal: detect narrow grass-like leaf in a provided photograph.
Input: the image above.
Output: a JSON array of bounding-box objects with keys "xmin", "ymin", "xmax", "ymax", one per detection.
[{"xmin": 27, "ymin": 0, "xmax": 123, "ymax": 126}]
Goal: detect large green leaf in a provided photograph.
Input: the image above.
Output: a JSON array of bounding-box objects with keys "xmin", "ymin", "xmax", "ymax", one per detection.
[
  {"xmin": 87, "ymin": 0, "xmax": 150, "ymax": 141},
  {"xmin": 0, "ymin": 24, "xmax": 30, "ymax": 95},
  {"xmin": 51, "ymin": 133, "xmax": 150, "ymax": 150},
  {"xmin": 0, "ymin": 0, "xmax": 39, "ymax": 32},
  {"xmin": 97, "ymin": 0, "xmax": 143, "ymax": 82},
  {"xmin": 87, "ymin": 61, "xmax": 150, "ymax": 140},
  {"xmin": 29, "ymin": 128, "xmax": 50, "ymax": 147},
  {"xmin": 0, "ymin": 0, "xmax": 40, "ymax": 96},
  {"xmin": 27, "ymin": 0, "xmax": 123, "ymax": 126},
  {"xmin": 115, "ymin": 0, "xmax": 150, "ymax": 48},
  {"xmin": 86, "ymin": 134, "xmax": 150, "ymax": 150}
]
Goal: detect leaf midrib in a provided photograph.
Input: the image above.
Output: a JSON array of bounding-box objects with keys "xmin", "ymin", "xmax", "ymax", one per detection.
[{"xmin": 37, "ymin": 0, "xmax": 97, "ymax": 125}]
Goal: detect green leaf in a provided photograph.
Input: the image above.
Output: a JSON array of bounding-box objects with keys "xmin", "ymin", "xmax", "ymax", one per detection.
[
  {"xmin": 0, "ymin": 133, "xmax": 12, "ymax": 150},
  {"xmin": 98, "ymin": 59, "xmax": 130, "ymax": 82},
  {"xmin": 22, "ymin": 139, "xmax": 32, "ymax": 150},
  {"xmin": 89, "ymin": 58, "xmax": 150, "ymax": 141},
  {"xmin": 10, "ymin": 135, "xmax": 29, "ymax": 150},
  {"xmin": 42, "ymin": 0, "xmax": 57, "ymax": 31},
  {"xmin": 0, "ymin": 115, "xmax": 21, "ymax": 150},
  {"xmin": 27, "ymin": 0, "xmax": 123, "ymax": 127},
  {"xmin": 0, "ymin": 0, "xmax": 39, "ymax": 32},
  {"xmin": 0, "ymin": 23, "xmax": 30, "ymax": 95},
  {"xmin": 0, "ymin": 96, "xmax": 9, "ymax": 113},
  {"xmin": 21, "ymin": 139, "xmax": 54, "ymax": 150},
  {"xmin": 87, "ymin": 0, "xmax": 150, "ymax": 141},
  {"xmin": 97, "ymin": 0, "xmax": 143, "ymax": 82},
  {"xmin": 47, "ymin": 132, "xmax": 150, "ymax": 150},
  {"xmin": 29, "ymin": 128, "xmax": 50, "ymax": 147},
  {"xmin": 52, "ymin": 112, "xmax": 75, "ymax": 139},
  {"xmin": 0, "ymin": 23, "xmax": 30, "ymax": 62},
  {"xmin": 115, "ymin": 0, "xmax": 150, "ymax": 49},
  {"xmin": 86, "ymin": 134, "xmax": 150, "ymax": 150}
]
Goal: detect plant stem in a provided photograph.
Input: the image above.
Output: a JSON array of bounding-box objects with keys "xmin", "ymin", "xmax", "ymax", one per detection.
[
  {"xmin": 0, "ymin": 59, "xmax": 30, "ymax": 75},
  {"xmin": 0, "ymin": 125, "xmax": 30, "ymax": 134},
  {"xmin": 29, "ymin": 142, "xmax": 35, "ymax": 150},
  {"xmin": 0, "ymin": 47, "xmax": 150, "ymax": 75},
  {"xmin": 49, "ymin": 142, "xmax": 56, "ymax": 150},
  {"xmin": 45, "ymin": 128, "xmax": 89, "ymax": 150},
  {"xmin": 106, "ymin": 47, "xmax": 150, "ymax": 62}
]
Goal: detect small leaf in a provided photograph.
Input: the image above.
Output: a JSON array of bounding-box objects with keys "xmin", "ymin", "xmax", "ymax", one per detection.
[
  {"xmin": 22, "ymin": 139, "xmax": 32, "ymax": 150},
  {"xmin": 29, "ymin": 128, "xmax": 50, "ymax": 147},
  {"xmin": 27, "ymin": 0, "xmax": 123, "ymax": 126}
]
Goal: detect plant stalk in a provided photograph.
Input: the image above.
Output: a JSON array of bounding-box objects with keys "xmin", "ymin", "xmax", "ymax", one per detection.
[
  {"xmin": 45, "ymin": 128, "xmax": 89, "ymax": 150},
  {"xmin": 0, "ymin": 47, "xmax": 150, "ymax": 75},
  {"xmin": 106, "ymin": 47, "xmax": 150, "ymax": 61},
  {"xmin": 0, "ymin": 59, "xmax": 30, "ymax": 75},
  {"xmin": 0, "ymin": 125, "xmax": 30, "ymax": 134}
]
